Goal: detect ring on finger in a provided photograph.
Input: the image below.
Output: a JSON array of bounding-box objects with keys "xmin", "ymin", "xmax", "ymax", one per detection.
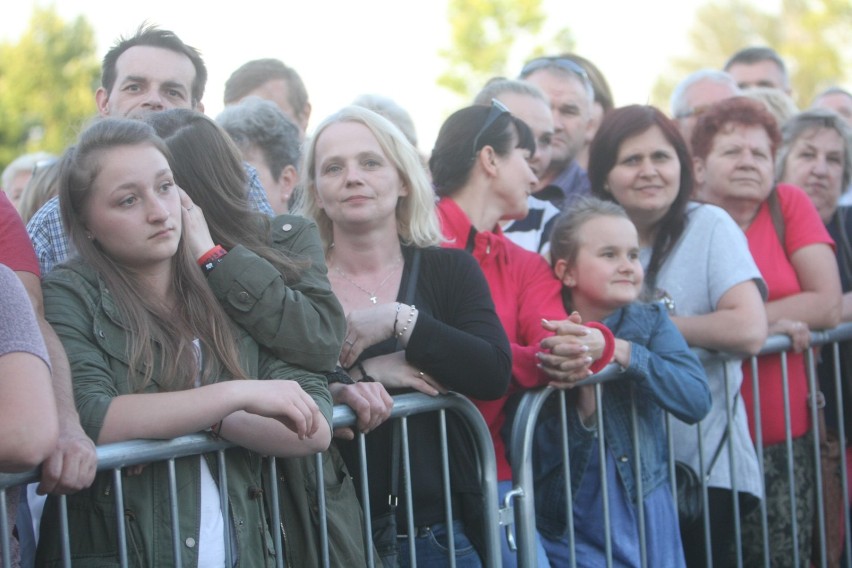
[
  {"xmin": 419, "ymin": 371, "xmax": 424, "ymax": 377},
  {"xmin": 345, "ymin": 339, "xmax": 355, "ymax": 346}
]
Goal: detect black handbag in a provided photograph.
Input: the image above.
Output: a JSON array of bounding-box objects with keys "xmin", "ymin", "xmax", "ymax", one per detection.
[{"xmin": 675, "ymin": 424, "xmax": 729, "ymax": 530}]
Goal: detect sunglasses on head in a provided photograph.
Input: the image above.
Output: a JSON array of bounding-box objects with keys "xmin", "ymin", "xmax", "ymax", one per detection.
[
  {"xmin": 471, "ymin": 98, "xmax": 511, "ymax": 157},
  {"xmin": 520, "ymin": 57, "xmax": 592, "ymax": 89}
]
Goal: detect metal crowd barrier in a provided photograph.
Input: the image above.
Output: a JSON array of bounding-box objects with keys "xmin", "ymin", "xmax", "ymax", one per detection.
[
  {"xmin": 505, "ymin": 322, "xmax": 852, "ymax": 568},
  {"xmin": 0, "ymin": 392, "xmax": 501, "ymax": 568}
]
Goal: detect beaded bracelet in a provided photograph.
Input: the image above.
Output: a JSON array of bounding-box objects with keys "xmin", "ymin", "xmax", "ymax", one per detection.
[
  {"xmin": 392, "ymin": 302, "xmax": 402, "ymax": 338},
  {"xmin": 395, "ymin": 304, "xmax": 417, "ymax": 339}
]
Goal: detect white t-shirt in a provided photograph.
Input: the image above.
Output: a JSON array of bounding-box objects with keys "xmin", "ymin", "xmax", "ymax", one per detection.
[
  {"xmin": 194, "ymin": 340, "xmax": 227, "ymax": 567},
  {"xmin": 641, "ymin": 202, "xmax": 766, "ymax": 498}
]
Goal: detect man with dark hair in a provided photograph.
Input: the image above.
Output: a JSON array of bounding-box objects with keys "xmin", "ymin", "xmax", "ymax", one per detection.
[
  {"xmin": 28, "ymin": 24, "xmax": 272, "ymax": 275},
  {"xmin": 224, "ymin": 58, "xmax": 311, "ymax": 135},
  {"xmin": 724, "ymin": 46, "xmax": 791, "ymax": 93},
  {"xmin": 217, "ymin": 97, "xmax": 301, "ymax": 214},
  {"xmin": 96, "ymin": 23, "xmax": 207, "ymax": 117}
]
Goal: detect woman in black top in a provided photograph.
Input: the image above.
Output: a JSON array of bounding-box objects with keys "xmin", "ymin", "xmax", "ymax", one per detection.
[{"xmin": 293, "ymin": 105, "xmax": 511, "ymax": 567}]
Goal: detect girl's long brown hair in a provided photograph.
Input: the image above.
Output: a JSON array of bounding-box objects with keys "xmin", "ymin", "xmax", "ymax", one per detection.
[{"xmin": 59, "ymin": 117, "xmax": 248, "ymax": 391}]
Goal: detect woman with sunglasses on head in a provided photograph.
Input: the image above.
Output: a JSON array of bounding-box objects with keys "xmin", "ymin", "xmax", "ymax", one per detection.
[{"xmin": 430, "ymin": 100, "xmax": 617, "ymax": 567}]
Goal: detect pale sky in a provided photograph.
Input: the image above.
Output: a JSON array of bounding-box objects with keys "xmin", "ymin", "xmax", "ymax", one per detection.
[{"xmin": 2, "ymin": 0, "xmax": 783, "ymax": 150}]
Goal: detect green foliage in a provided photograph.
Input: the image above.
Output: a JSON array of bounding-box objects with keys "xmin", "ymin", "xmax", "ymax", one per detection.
[
  {"xmin": 0, "ymin": 6, "xmax": 99, "ymax": 170},
  {"xmin": 651, "ymin": 0, "xmax": 852, "ymax": 112},
  {"xmin": 438, "ymin": 0, "xmax": 575, "ymax": 102}
]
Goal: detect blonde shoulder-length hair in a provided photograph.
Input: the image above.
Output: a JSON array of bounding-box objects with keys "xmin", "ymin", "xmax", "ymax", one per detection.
[{"xmin": 293, "ymin": 105, "xmax": 443, "ymax": 251}]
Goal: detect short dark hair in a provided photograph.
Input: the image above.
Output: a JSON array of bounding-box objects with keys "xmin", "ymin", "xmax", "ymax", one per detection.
[
  {"xmin": 724, "ymin": 47, "xmax": 787, "ymax": 77},
  {"xmin": 217, "ymin": 97, "xmax": 301, "ymax": 178},
  {"xmin": 224, "ymin": 59, "xmax": 310, "ymax": 122},
  {"xmin": 101, "ymin": 23, "xmax": 207, "ymax": 107}
]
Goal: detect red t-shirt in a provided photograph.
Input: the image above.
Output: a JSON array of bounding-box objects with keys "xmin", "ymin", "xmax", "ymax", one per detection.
[
  {"xmin": 437, "ymin": 197, "xmax": 568, "ymax": 480},
  {"xmin": 741, "ymin": 184, "xmax": 834, "ymax": 445},
  {"xmin": 0, "ymin": 191, "xmax": 39, "ymax": 276}
]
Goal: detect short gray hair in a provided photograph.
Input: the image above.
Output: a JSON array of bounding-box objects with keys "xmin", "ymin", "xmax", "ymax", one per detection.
[
  {"xmin": 670, "ymin": 69, "xmax": 740, "ymax": 119},
  {"xmin": 2, "ymin": 151, "xmax": 54, "ymax": 192},
  {"xmin": 352, "ymin": 93, "xmax": 418, "ymax": 148},
  {"xmin": 473, "ymin": 77, "xmax": 548, "ymax": 106},
  {"xmin": 776, "ymin": 108, "xmax": 852, "ymax": 190},
  {"xmin": 216, "ymin": 96, "xmax": 301, "ymax": 178}
]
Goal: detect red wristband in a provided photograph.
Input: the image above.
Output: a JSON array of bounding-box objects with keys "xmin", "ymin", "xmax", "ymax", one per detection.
[
  {"xmin": 586, "ymin": 322, "xmax": 615, "ymax": 374},
  {"xmin": 197, "ymin": 245, "xmax": 227, "ymax": 266}
]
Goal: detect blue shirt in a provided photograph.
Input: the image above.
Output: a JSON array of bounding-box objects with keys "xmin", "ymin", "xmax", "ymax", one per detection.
[
  {"xmin": 532, "ymin": 303, "xmax": 711, "ymax": 538},
  {"xmin": 533, "ymin": 160, "xmax": 591, "ymax": 212},
  {"xmin": 27, "ymin": 163, "xmax": 273, "ymax": 275}
]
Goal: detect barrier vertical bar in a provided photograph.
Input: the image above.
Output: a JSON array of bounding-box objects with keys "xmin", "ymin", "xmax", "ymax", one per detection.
[
  {"xmin": 630, "ymin": 387, "xmax": 646, "ymax": 568},
  {"xmin": 357, "ymin": 431, "xmax": 374, "ymax": 568},
  {"xmin": 400, "ymin": 417, "xmax": 416, "ymax": 567},
  {"xmin": 314, "ymin": 452, "xmax": 330, "ymax": 568},
  {"xmin": 0, "ymin": 489, "xmax": 8, "ymax": 568},
  {"xmin": 807, "ymin": 348, "xmax": 827, "ymax": 568},
  {"xmin": 439, "ymin": 410, "xmax": 457, "ymax": 568},
  {"xmin": 559, "ymin": 390, "xmax": 577, "ymax": 568},
  {"xmin": 596, "ymin": 383, "xmax": 613, "ymax": 568},
  {"xmin": 112, "ymin": 468, "xmax": 128, "ymax": 568},
  {"xmin": 267, "ymin": 458, "xmax": 284, "ymax": 568},
  {"xmin": 167, "ymin": 458, "xmax": 183, "ymax": 568}
]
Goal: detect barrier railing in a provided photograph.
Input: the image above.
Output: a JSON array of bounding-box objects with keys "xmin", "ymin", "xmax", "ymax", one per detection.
[
  {"xmin": 0, "ymin": 392, "xmax": 501, "ymax": 568},
  {"xmin": 506, "ymin": 322, "xmax": 852, "ymax": 568}
]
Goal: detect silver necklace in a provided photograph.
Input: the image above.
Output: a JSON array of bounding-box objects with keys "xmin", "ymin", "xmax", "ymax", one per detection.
[{"xmin": 333, "ymin": 256, "xmax": 402, "ymax": 304}]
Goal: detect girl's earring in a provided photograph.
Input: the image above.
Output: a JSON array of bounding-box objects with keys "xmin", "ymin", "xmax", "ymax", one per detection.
[{"xmin": 565, "ymin": 277, "xmax": 575, "ymax": 287}]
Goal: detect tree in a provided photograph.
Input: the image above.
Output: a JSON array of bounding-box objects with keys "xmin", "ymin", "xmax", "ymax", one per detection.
[
  {"xmin": 0, "ymin": 6, "xmax": 100, "ymax": 170},
  {"xmin": 438, "ymin": 0, "xmax": 575, "ymax": 102},
  {"xmin": 651, "ymin": 0, "xmax": 852, "ymax": 111}
]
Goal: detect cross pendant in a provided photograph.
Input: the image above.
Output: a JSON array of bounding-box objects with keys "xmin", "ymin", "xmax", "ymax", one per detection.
[{"xmin": 370, "ymin": 295, "xmax": 377, "ymax": 304}]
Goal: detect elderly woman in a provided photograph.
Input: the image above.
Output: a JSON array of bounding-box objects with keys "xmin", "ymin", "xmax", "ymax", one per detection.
[
  {"xmin": 293, "ymin": 105, "xmax": 513, "ymax": 567},
  {"xmin": 691, "ymin": 97, "xmax": 842, "ymax": 567},
  {"xmin": 777, "ymin": 107, "xmax": 852, "ymax": 451},
  {"xmin": 588, "ymin": 104, "xmax": 767, "ymax": 567}
]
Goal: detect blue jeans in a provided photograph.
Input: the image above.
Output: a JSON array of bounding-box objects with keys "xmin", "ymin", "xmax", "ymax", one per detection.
[
  {"xmin": 396, "ymin": 520, "xmax": 482, "ymax": 568},
  {"xmin": 498, "ymin": 480, "xmax": 551, "ymax": 568}
]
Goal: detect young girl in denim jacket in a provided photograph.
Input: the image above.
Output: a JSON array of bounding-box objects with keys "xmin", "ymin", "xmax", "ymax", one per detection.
[{"xmin": 534, "ymin": 198, "xmax": 711, "ymax": 567}]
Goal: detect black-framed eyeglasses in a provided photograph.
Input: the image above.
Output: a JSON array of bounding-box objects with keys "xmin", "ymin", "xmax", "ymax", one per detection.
[
  {"xmin": 472, "ymin": 98, "xmax": 510, "ymax": 157},
  {"xmin": 520, "ymin": 57, "xmax": 592, "ymax": 92}
]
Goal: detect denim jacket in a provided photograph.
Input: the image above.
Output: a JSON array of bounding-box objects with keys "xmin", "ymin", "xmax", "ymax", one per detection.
[
  {"xmin": 533, "ymin": 303, "xmax": 711, "ymax": 537},
  {"xmin": 37, "ymin": 260, "xmax": 333, "ymax": 567}
]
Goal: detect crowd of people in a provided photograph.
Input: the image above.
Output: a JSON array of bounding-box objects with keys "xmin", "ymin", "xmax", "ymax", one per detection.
[{"xmin": 2, "ymin": 22, "xmax": 852, "ymax": 568}]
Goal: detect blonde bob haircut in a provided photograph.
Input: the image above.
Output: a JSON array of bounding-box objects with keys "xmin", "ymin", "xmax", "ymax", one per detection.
[{"xmin": 294, "ymin": 105, "xmax": 443, "ymax": 251}]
